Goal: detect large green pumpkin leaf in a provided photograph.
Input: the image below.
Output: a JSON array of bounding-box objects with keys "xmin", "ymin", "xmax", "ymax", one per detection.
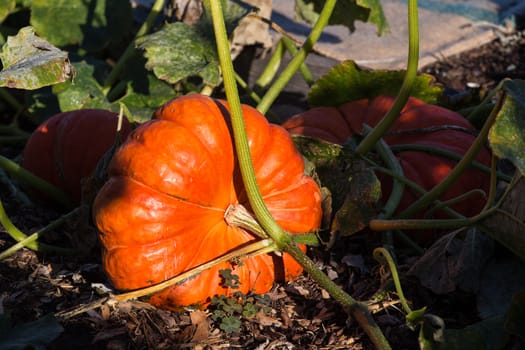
[
  {"xmin": 0, "ymin": 26, "xmax": 73, "ymax": 89},
  {"xmin": 488, "ymin": 79, "xmax": 525, "ymax": 175},
  {"xmin": 52, "ymin": 60, "xmax": 111, "ymax": 111},
  {"xmin": 136, "ymin": 0, "xmax": 251, "ymax": 86},
  {"xmin": 30, "ymin": 0, "xmax": 132, "ymax": 51},
  {"xmin": 308, "ymin": 60, "xmax": 444, "ymax": 107},
  {"xmin": 295, "ymin": 0, "xmax": 387, "ymax": 35}
]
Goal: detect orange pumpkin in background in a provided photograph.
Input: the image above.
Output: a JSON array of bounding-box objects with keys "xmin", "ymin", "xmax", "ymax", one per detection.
[
  {"xmin": 93, "ymin": 94, "xmax": 322, "ymax": 310},
  {"xmin": 283, "ymin": 95, "xmax": 492, "ymax": 220},
  {"xmin": 22, "ymin": 109, "xmax": 131, "ymax": 203}
]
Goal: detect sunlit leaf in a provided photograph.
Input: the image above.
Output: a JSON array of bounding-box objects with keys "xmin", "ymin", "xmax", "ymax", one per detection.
[
  {"xmin": 294, "ymin": 0, "xmax": 387, "ymax": 35},
  {"xmin": 52, "ymin": 60, "xmax": 111, "ymax": 111},
  {"xmin": 0, "ymin": 26, "xmax": 73, "ymax": 89},
  {"xmin": 488, "ymin": 79, "xmax": 525, "ymax": 175},
  {"xmin": 136, "ymin": 0, "xmax": 251, "ymax": 86},
  {"xmin": 308, "ymin": 60, "xmax": 443, "ymax": 107}
]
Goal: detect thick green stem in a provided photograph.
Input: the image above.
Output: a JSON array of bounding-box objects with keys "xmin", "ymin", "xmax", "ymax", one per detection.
[
  {"xmin": 370, "ymin": 207, "xmax": 495, "ymax": 231},
  {"xmin": 389, "ymin": 144, "xmax": 512, "ymax": 182},
  {"xmin": 356, "ymin": 0, "xmax": 419, "ymax": 155},
  {"xmin": 210, "ymin": 1, "xmax": 391, "ymax": 349},
  {"xmin": 397, "ymin": 93, "xmax": 504, "ymax": 219},
  {"xmin": 256, "ymin": 0, "xmax": 337, "ymax": 115},
  {"xmin": 0, "ymin": 155, "xmax": 72, "ymax": 208},
  {"xmin": 281, "ymin": 36, "xmax": 315, "ymax": 86},
  {"xmin": 102, "ymin": 0, "xmax": 165, "ymax": 91},
  {"xmin": 0, "ymin": 202, "xmax": 80, "ymax": 258},
  {"xmin": 255, "ymin": 39, "xmax": 286, "ymax": 89}
]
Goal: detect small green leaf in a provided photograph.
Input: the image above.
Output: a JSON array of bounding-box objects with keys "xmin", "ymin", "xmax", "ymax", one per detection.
[
  {"xmin": 0, "ymin": 26, "xmax": 73, "ymax": 90},
  {"xmin": 308, "ymin": 60, "xmax": 443, "ymax": 107},
  {"xmin": 0, "ymin": 313, "xmax": 64, "ymax": 350},
  {"xmin": 30, "ymin": 0, "xmax": 132, "ymax": 51},
  {"xmin": 488, "ymin": 80, "xmax": 525, "ymax": 175},
  {"xmin": 294, "ymin": 0, "xmax": 388, "ymax": 35},
  {"xmin": 219, "ymin": 316, "xmax": 241, "ymax": 333},
  {"xmin": 52, "ymin": 60, "xmax": 111, "ymax": 111},
  {"xmin": 136, "ymin": 1, "xmax": 250, "ymax": 87}
]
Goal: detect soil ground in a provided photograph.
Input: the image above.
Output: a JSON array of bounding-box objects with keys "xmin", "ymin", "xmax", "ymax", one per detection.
[{"xmin": 1, "ymin": 25, "xmax": 525, "ymax": 350}]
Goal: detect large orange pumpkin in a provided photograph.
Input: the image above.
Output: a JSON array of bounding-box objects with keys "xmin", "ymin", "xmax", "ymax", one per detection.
[
  {"xmin": 92, "ymin": 94, "xmax": 322, "ymax": 310},
  {"xmin": 282, "ymin": 95, "xmax": 492, "ymax": 219},
  {"xmin": 22, "ymin": 109, "xmax": 131, "ymax": 203}
]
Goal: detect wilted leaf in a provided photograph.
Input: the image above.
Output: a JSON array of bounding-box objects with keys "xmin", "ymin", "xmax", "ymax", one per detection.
[
  {"xmin": 307, "ymin": 60, "xmax": 443, "ymax": 107},
  {"xmin": 408, "ymin": 229, "xmax": 494, "ymax": 294},
  {"xmin": 30, "ymin": 0, "xmax": 132, "ymax": 51},
  {"xmin": 52, "ymin": 60, "xmax": 111, "ymax": 111},
  {"xmin": 481, "ymin": 172, "xmax": 525, "ymax": 261},
  {"xmin": 488, "ymin": 80, "xmax": 525, "ymax": 176},
  {"xmin": 0, "ymin": 26, "xmax": 73, "ymax": 89},
  {"xmin": 294, "ymin": 0, "xmax": 387, "ymax": 35},
  {"xmin": 0, "ymin": 313, "xmax": 63, "ymax": 350},
  {"xmin": 292, "ymin": 135, "xmax": 381, "ymax": 236},
  {"xmin": 136, "ymin": 0, "xmax": 251, "ymax": 86}
]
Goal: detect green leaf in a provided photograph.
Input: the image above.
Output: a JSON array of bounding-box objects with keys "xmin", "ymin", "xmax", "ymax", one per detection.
[
  {"xmin": 0, "ymin": 26, "xmax": 73, "ymax": 89},
  {"xmin": 136, "ymin": 1, "xmax": 250, "ymax": 86},
  {"xmin": 219, "ymin": 316, "xmax": 241, "ymax": 333},
  {"xmin": 0, "ymin": 0, "xmax": 15, "ymax": 23},
  {"xmin": 488, "ymin": 80, "xmax": 525, "ymax": 175},
  {"xmin": 52, "ymin": 60, "xmax": 111, "ymax": 111},
  {"xmin": 307, "ymin": 60, "xmax": 444, "ymax": 107},
  {"xmin": 116, "ymin": 56, "xmax": 177, "ymax": 123},
  {"xmin": 30, "ymin": 0, "xmax": 132, "ymax": 51},
  {"xmin": 294, "ymin": 0, "xmax": 388, "ymax": 35},
  {"xmin": 292, "ymin": 135, "xmax": 381, "ymax": 236},
  {"xmin": 0, "ymin": 313, "xmax": 64, "ymax": 350}
]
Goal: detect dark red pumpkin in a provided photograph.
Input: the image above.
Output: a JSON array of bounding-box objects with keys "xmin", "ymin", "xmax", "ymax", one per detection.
[
  {"xmin": 22, "ymin": 109, "xmax": 131, "ymax": 203},
  {"xmin": 282, "ymin": 95, "xmax": 492, "ymax": 219},
  {"xmin": 92, "ymin": 94, "xmax": 322, "ymax": 309}
]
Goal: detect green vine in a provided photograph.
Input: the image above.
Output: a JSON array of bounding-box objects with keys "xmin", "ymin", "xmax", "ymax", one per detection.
[{"xmin": 209, "ymin": 1, "xmax": 391, "ymax": 349}]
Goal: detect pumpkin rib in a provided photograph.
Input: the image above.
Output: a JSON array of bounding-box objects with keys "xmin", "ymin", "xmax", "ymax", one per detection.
[{"xmin": 93, "ymin": 94, "xmax": 322, "ymax": 310}]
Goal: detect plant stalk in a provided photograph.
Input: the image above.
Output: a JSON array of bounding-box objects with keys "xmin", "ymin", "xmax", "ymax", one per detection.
[
  {"xmin": 209, "ymin": 1, "xmax": 391, "ymax": 349},
  {"xmin": 356, "ymin": 0, "xmax": 419, "ymax": 155},
  {"xmin": 397, "ymin": 92, "xmax": 505, "ymax": 219},
  {"xmin": 255, "ymin": 0, "xmax": 337, "ymax": 115}
]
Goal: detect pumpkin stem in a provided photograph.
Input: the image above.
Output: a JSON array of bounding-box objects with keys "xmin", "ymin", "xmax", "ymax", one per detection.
[{"xmin": 224, "ymin": 203, "xmax": 269, "ymax": 240}]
